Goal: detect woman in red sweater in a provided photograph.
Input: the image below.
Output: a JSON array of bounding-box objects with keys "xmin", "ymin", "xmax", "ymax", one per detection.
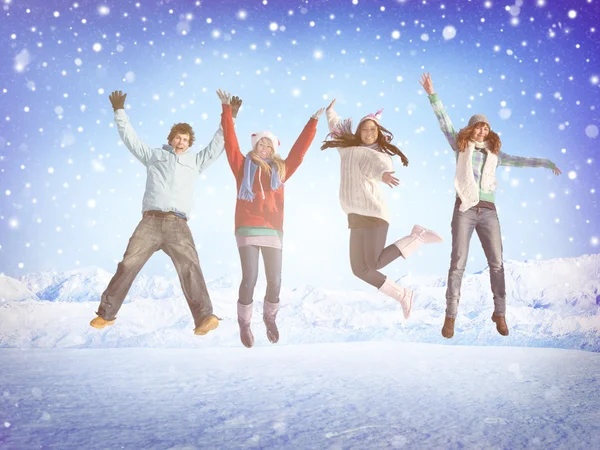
[{"xmin": 218, "ymin": 89, "xmax": 324, "ymax": 348}]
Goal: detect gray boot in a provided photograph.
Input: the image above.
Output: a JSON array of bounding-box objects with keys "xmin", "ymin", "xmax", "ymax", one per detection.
[
  {"xmin": 237, "ymin": 302, "xmax": 254, "ymax": 348},
  {"xmin": 263, "ymin": 300, "xmax": 280, "ymax": 344}
]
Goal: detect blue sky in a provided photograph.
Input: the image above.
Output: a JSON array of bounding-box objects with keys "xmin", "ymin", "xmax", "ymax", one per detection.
[{"xmin": 1, "ymin": 0, "xmax": 598, "ymax": 289}]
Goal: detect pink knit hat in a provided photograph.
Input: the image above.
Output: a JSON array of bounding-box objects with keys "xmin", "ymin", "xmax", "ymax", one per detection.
[
  {"xmin": 251, "ymin": 131, "xmax": 279, "ymax": 152},
  {"xmin": 357, "ymin": 108, "xmax": 384, "ymax": 128}
]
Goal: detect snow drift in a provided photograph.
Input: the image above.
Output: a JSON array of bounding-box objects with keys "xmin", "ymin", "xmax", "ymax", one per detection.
[{"xmin": 1, "ymin": 254, "xmax": 599, "ymax": 351}]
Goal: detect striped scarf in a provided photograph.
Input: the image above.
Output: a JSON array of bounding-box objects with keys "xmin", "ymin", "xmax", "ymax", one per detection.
[{"xmin": 238, "ymin": 154, "xmax": 283, "ymax": 202}]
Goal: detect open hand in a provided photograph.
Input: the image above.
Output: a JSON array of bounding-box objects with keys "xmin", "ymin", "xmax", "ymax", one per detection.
[
  {"xmin": 216, "ymin": 89, "xmax": 231, "ymax": 104},
  {"xmin": 311, "ymin": 107, "xmax": 325, "ymax": 120},
  {"xmin": 382, "ymin": 171, "xmax": 399, "ymax": 188},
  {"xmin": 418, "ymin": 73, "xmax": 435, "ymax": 95},
  {"xmin": 231, "ymin": 95, "xmax": 242, "ymax": 118},
  {"xmin": 552, "ymin": 166, "xmax": 562, "ymax": 175},
  {"xmin": 109, "ymin": 90, "xmax": 127, "ymax": 111}
]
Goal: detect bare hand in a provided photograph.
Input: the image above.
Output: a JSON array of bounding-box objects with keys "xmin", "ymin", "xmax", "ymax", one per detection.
[
  {"xmin": 231, "ymin": 95, "xmax": 242, "ymax": 118},
  {"xmin": 419, "ymin": 73, "xmax": 435, "ymax": 95},
  {"xmin": 326, "ymin": 99, "xmax": 336, "ymax": 111},
  {"xmin": 382, "ymin": 171, "xmax": 399, "ymax": 188},
  {"xmin": 216, "ymin": 89, "xmax": 231, "ymax": 104},
  {"xmin": 552, "ymin": 166, "xmax": 562, "ymax": 175},
  {"xmin": 311, "ymin": 107, "xmax": 325, "ymax": 120},
  {"xmin": 109, "ymin": 90, "xmax": 127, "ymax": 111}
]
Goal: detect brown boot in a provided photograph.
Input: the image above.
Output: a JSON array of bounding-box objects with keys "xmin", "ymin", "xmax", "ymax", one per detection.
[
  {"xmin": 491, "ymin": 313, "xmax": 509, "ymax": 336},
  {"xmin": 441, "ymin": 317, "xmax": 455, "ymax": 339}
]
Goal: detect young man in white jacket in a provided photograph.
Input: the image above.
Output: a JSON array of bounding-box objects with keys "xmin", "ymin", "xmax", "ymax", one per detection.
[{"xmin": 90, "ymin": 90, "xmax": 241, "ymax": 336}]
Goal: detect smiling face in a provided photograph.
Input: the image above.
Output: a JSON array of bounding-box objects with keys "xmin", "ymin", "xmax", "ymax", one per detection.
[
  {"xmin": 470, "ymin": 122, "xmax": 490, "ymax": 143},
  {"xmin": 255, "ymin": 137, "xmax": 274, "ymax": 159},
  {"xmin": 169, "ymin": 133, "xmax": 190, "ymax": 154},
  {"xmin": 359, "ymin": 120, "xmax": 379, "ymax": 146}
]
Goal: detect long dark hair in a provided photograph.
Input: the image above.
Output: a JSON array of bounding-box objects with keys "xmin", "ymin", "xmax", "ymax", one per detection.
[{"xmin": 321, "ymin": 119, "xmax": 408, "ymax": 166}]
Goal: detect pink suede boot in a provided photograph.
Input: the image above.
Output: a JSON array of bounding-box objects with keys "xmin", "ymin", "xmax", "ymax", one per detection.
[
  {"xmin": 263, "ymin": 301, "xmax": 280, "ymax": 344},
  {"xmin": 237, "ymin": 302, "xmax": 254, "ymax": 348},
  {"xmin": 394, "ymin": 225, "xmax": 443, "ymax": 258},
  {"xmin": 379, "ymin": 277, "xmax": 414, "ymax": 319}
]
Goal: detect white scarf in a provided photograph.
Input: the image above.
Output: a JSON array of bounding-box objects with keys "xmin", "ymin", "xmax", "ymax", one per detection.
[{"xmin": 454, "ymin": 140, "xmax": 498, "ymax": 212}]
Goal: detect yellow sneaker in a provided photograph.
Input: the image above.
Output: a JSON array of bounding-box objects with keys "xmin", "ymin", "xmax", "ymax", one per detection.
[
  {"xmin": 193, "ymin": 314, "xmax": 219, "ymax": 336},
  {"xmin": 90, "ymin": 316, "xmax": 115, "ymax": 329}
]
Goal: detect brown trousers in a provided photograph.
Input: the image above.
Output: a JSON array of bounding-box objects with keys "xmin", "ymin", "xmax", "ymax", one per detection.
[
  {"xmin": 96, "ymin": 213, "xmax": 213, "ymax": 327},
  {"xmin": 349, "ymin": 223, "xmax": 402, "ymax": 289}
]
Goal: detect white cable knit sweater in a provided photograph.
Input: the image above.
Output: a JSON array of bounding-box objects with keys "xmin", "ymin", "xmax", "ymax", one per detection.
[{"xmin": 326, "ymin": 109, "xmax": 393, "ymax": 223}]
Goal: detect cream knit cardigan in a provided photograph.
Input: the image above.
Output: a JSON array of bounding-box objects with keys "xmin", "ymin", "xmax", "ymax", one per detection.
[
  {"xmin": 327, "ymin": 109, "xmax": 393, "ymax": 223},
  {"xmin": 454, "ymin": 140, "xmax": 498, "ymax": 212}
]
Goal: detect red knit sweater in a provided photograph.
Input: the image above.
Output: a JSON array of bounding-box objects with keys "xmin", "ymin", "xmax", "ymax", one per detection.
[{"xmin": 221, "ymin": 104, "xmax": 317, "ymax": 233}]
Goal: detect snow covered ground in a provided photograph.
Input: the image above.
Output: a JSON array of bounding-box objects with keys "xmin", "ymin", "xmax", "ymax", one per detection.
[
  {"xmin": 1, "ymin": 343, "xmax": 599, "ymax": 449},
  {"xmin": 1, "ymin": 255, "xmax": 599, "ymax": 449}
]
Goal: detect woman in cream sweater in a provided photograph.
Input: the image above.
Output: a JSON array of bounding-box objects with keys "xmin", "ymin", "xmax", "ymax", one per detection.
[{"xmin": 321, "ymin": 100, "xmax": 442, "ymax": 319}]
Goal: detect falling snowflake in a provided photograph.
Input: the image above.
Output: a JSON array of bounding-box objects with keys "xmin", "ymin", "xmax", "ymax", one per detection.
[
  {"xmin": 442, "ymin": 26, "xmax": 456, "ymax": 40},
  {"xmin": 97, "ymin": 5, "xmax": 110, "ymax": 16},
  {"xmin": 585, "ymin": 125, "xmax": 598, "ymax": 138}
]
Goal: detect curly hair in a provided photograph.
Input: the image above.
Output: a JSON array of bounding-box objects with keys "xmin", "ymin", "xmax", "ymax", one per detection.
[
  {"xmin": 249, "ymin": 139, "xmax": 287, "ymax": 181},
  {"xmin": 321, "ymin": 119, "xmax": 408, "ymax": 166},
  {"xmin": 167, "ymin": 123, "xmax": 195, "ymax": 147},
  {"xmin": 456, "ymin": 123, "xmax": 501, "ymax": 154}
]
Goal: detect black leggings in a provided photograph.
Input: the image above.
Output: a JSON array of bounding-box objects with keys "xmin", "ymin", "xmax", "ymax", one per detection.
[
  {"xmin": 349, "ymin": 223, "xmax": 402, "ymax": 288},
  {"xmin": 238, "ymin": 245, "xmax": 282, "ymax": 305}
]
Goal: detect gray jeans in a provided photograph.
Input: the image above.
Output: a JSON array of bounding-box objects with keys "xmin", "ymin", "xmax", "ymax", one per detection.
[
  {"xmin": 238, "ymin": 246, "xmax": 282, "ymax": 305},
  {"xmin": 96, "ymin": 214, "xmax": 213, "ymax": 326},
  {"xmin": 349, "ymin": 223, "xmax": 402, "ymax": 289},
  {"xmin": 445, "ymin": 205, "xmax": 506, "ymax": 318}
]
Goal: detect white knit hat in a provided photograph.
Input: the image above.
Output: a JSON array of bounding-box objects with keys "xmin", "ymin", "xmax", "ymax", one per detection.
[
  {"xmin": 251, "ymin": 131, "xmax": 279, "ymax": 152},
  {"xmin": 468, "ymin": 114, "xmax": 490, "ymax": 127}
]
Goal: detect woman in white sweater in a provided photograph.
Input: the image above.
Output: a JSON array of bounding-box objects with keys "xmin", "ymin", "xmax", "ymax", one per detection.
[{"xmin": 321, "ymin": 100, "xmax": 442, "ymax": 319}]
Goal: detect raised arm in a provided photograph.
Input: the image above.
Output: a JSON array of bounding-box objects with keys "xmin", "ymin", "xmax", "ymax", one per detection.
[
  {"xmin": 196, "ymin": 91, "xmax": 241, "ymax": 172},
  {"xmin": 325, "ymin": 99, "xmax": 341, "ymax": 132},
  {"xmin": 284, "ymin": 108, "xmax": 323, "ymax": 180},
  {"xmin": 498, "ymin": 151, "xmax": 561, "ymax": 175},
  {"xmin": 419, "ymin": 73, "xmax": 459, "ymax": 152},
  {"xmin": 195, "ymin": 125, "xmax": 224, "ymax": 172},
  {"xmin": 110, "ymin": 90, "xmax": 153, "ymax": 166},
  {"xmin": 217, "ymin": 89, "xmax": 245, "ymax": 175}
]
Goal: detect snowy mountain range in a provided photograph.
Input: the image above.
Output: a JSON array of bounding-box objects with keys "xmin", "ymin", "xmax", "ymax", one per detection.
[{"xmin": 1, "ymin": 254, "xmax": 599, "ymax": 351}]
